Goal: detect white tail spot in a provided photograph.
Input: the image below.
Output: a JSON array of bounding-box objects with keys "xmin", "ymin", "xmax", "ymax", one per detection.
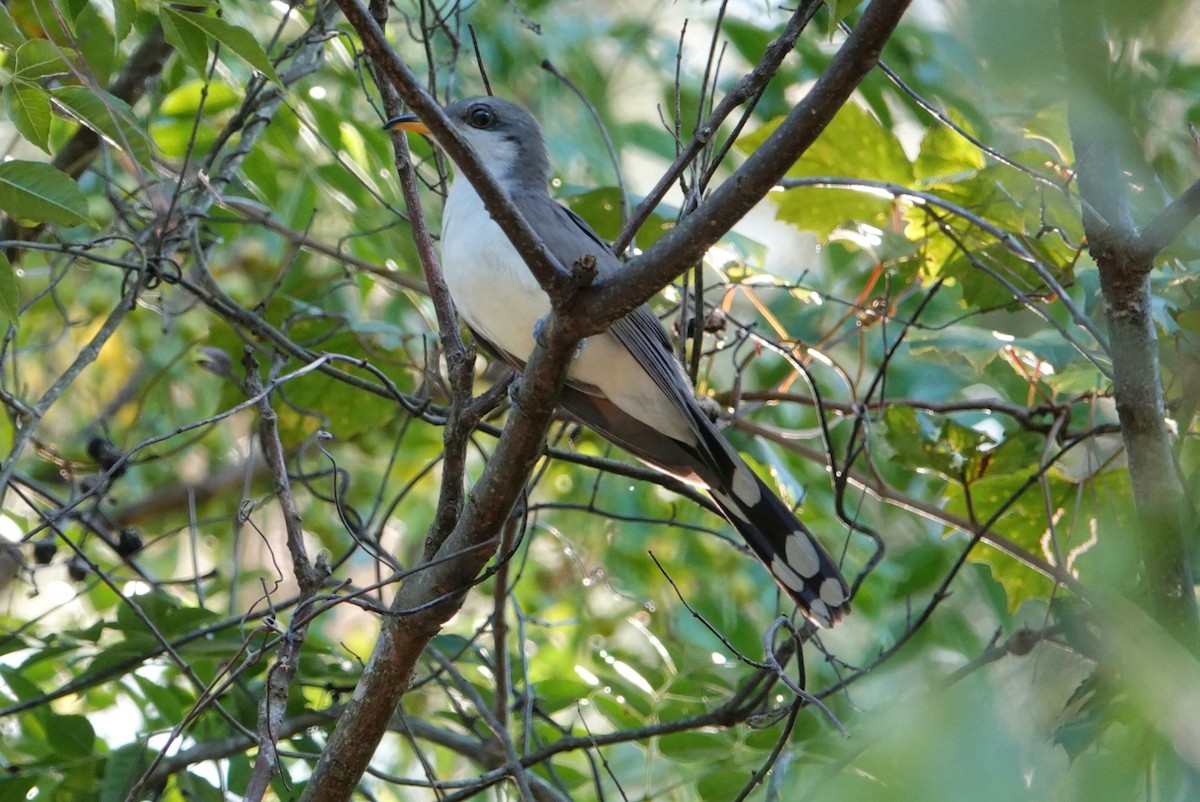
[
  {"xmin": 820, "ymin": 577, "xmax": 847, "ymax": 607},
  {"xmin": 785, "ymin": 533, "xmax": 821, "ymax": 578},
  {"xmin": 807, "ymin": 599, "xmax": 832, "ymax": 628},
  {"xmin": 730, "ymin": 467, "xmax": 761, "ymax": 508},
  {"xmin": 770, "ymin": 556, "xmax": 807, "ymax": 593},
  {"xmin": 710, "ymin": 489, "xmax": 750, "ymax": 523}
]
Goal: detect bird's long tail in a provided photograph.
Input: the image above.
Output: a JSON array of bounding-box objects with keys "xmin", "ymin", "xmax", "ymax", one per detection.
[
  {"xmin": 554, "ymin": 383, "xmax": 850, "ymax": 627},
  {"xmin": 699, "ymin": 430, "xmax": 850, "ymax": 628}
]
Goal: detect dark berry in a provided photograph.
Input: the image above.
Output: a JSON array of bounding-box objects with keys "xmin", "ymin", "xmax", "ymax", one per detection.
[
  {"xmin": 67, "ymin": 556, "xmax": 88, "ymax": 582},
  {"xmin": 116, "ymin": 529, "xmax": 143, "ymax": 558},
  {"xmin": 33, "ymin": 539, "xmax": 56, "ymax": 565},
  {"xmin": 86, "ymin": 437, "xmax": 126, "ymax": 478}
]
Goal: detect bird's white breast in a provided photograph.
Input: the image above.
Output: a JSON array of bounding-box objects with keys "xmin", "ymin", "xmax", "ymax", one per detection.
[
  {"xmin": 441, "ymin": 176, "xmax": 549, "ymax": 359},
  {"xmin": 440, "ymin": 177, "xmax": 694, "ymax": 444}
]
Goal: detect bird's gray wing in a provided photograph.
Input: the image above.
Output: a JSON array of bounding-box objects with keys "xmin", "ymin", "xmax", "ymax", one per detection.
[
  {"xmin": 533, "ymin": 198, "xmax": 705, "ymax": 422},
  {"xmin": 512, "ymin": 196, "xmax": 850, "ymax": 627}
]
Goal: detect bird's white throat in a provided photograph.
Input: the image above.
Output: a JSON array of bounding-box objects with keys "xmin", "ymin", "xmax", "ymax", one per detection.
[{"xmin": 441, "ymin": 174, "xmax": 550, "ymax": 362}]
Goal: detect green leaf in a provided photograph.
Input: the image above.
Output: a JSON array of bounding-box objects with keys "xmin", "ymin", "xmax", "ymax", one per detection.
[
  {"xmin": 115, "ymin": 589, "xmax": 220, "ymax": 639},
  {"xmin": 99, "ymin": 743, "xmax": 153, "ymax": 802},
  {"xmin": 1052, "ymin": 672, "xmax": 1118, "ymax": 761},
  {"xmin": 658, "ymin": 731, "xmax": 734, "ymax": 762},
  {"xmin": 50, "ymin": 85, "xmax": 155, "ymax": 169},
  {"xmin": 176, "ymin": 772, "xmax": 224, "ymax": 802},
  {"xmin": 0, "ymin": 4, "xmax": 23, "ymax": 49},
  {"xmin": 533, "ymin": 677, "xmax": 594, "ymax": 713},
  {"xmin": 722, "ymin": 17, "xmax": 772, "ymax": 69},
  {"xmin": 826, "ymin": 0, "xmax": 863, "ymax": 38},
  {"xmin": 42, "ymin": 713, "xmax": 95, "ymax": 757},
  {"xmin": 74, "ymin": 2, "xmax": 116, "ymax": 80},
  {"xmin": 159, "ymin": 79, "xmax": 242, "ymax": 117},
  {"xmin": 590, "ymin": 691, "xmax": 642, "ymax": 730},
  {"xmin": 112, "ymin": 0, "xmax": 135, "ymax": 45},
  {"xmin": 1022, "ymin": 102, "xmax": 1073, "ymax": 163},
  {"xmin": 0, "ymin": 160, "xmax": 89, "ymax": 226},
  {"xmin": 740, "ymin": 104, "xmax": 914, "ymax": 237},
  {"xmin": 0, "ymin": 777, "xmax": 39, "ymax": 802},
  {"xmin": 161, "ymin": 7, "xmax": 281, "ymax": 84},
  {"xmin": 698, "ymin": 768, "xmax": 755, "ymax": 801},
  {"xmin": 281, "ymin": 369, "xmax": 402, "ymax": 440},
  {"xmin": 914, "ymin": 115, "xmax": 987, "ymax": 181},
  {"xmin": 0, "ymin": 665, "xmax": 40, "ymax": 701},
  {"xmin": 880, "ymin": 405, "xmax": 994, "ymax": 483},
  {"xmin": 13, "ymin": 37, "xmax": 70, "ymax": 79},
  {"xmin": 133, "ymin": 674, "xmax": 185, "ymax": 723},
  {"xmin": 0, "ymin": 252, "xmax": 20, "ymax": 328},
  {"xmin": 2, "ymin": 80, "xmax": 52, "ymax": 152},
  {"xmin": 159, "ymin": 4, "xmax": 211, "ymax": 75}
]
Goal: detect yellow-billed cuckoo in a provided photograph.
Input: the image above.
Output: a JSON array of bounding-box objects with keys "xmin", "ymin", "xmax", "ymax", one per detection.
[{"xmin": 387, "ymin": 96, "xmax": 850, "ymax": 628}]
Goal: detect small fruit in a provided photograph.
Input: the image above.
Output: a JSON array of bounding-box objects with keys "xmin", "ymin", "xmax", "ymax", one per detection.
[
  {"xmin": 116, "ymin": 529, "xmax": 143, "ymax": 558},
  {"xmin": 33, "ymin": 539, "xmax": 57, "ymax": 565},
  {"xmin": 67, "ymin": 556, "xmax": 88, "ymax": 582}
]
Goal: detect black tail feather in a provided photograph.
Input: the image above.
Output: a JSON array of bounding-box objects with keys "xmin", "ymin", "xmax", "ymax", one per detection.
[
  {"xmin": 708, "ymin": 471, "xmax": 850, "ymax": 628},
  {"xmin": 692, "ymin": 411, "xmax": 849, "ymax": 628}
]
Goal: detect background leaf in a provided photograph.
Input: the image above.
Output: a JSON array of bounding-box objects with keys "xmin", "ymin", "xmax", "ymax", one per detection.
[{"xmin": 0, "ymin": 160, "xmax": 89, "ymax": 225}]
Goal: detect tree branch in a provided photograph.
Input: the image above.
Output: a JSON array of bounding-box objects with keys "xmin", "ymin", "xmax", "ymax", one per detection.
[
  {"xmin": 300, "ymin": 303, "xmax": 585, "ymax": 800},
  {"xmin": 1136, "ymin": 178, "xmax": 1200, "ymax": 260},
  {"xmin": 611, "ymin": 0, "xmax": 825, "ymax": 255},
  {"xmin": 304, "ymin": 2, "xmax": 912, "ymax": 796},
  {"xmin": 1060, "ymin": 0, "xmax": 1198, "ymax": 640},
  {"xmin": 334, "ymin": 0, "xmax": 573, "ymax": 302},
  {"xmin": 585, "ymin": 0, "xmax": 913, "ymax": 325},
  {"xmin": 242, "ymin": 353, "xmax": 329, "ymax": 800}
]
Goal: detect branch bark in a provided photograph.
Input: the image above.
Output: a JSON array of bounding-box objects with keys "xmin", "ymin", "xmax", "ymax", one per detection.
[
  {"xmin": 1060, "ymin": 0, "xmax": 1198, "ymax": 642},
  {"xmin": 589, "ymin": 0, "xmax": 913, "ymax": 325},
  {"xmin": 300, "ymin": 296, "xmax": 584, "ymax": 802},
  {"xmin": 242, "ymin": 353, "xmax": 329, "ymax": 801},
  {"xmin": 611, "ymin": 0, "xmax": 825, "ymax": 255},
  {"xmin": 302, "ymin": 2, "xmax": 912, "ymax": 798}
]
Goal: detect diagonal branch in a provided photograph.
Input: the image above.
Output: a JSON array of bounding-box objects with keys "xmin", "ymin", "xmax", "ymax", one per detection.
[
  {"xmin": 300, "ymin": 296, "xmax": 585, "ymax": 802},
  {"xmin": 1135, "ymin": 177, "xmax": 1200, "ymax": 261},
  {"xmin": 582, "ymin": 0, "xmax": 914, "ymax": 328},
  {"xmin": 611, "ymin": 0, "xmax": 825, "ymax": 256},
  {"xmin": 1060, "ymin": 0, "xmax": 1198, "ymax": 641},
  {"xmin": 335, "ymin": 0, "xmax": 572, "ymax": 302},
  {"xmin": 305, "ymin": 2, "xmax": 913, "ymax": 798}
]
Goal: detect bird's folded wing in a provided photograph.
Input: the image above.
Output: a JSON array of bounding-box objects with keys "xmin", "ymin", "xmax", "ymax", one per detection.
[{"xmin": 538, "ymin": 199, "xmax": 704, "ymax": 422}]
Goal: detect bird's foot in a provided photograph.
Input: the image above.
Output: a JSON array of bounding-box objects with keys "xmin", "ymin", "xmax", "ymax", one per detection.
[{"xmin": 507, "ymin": 375, "xmax": 523, "ymax": 409}]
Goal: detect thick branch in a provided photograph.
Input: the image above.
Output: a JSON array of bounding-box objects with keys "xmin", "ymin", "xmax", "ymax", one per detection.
[
  {"xmin": 585, "ymin": 0, "xmax": 913, "ymax": 326},
  {"xmin": 611, "ymin": 0, "xmax": 825, "ymax": 255},
  {"xmin": 305, "ymin": 3, "xmax": 912, "ymax": 796},
  {"xmin": 334, "ymin": 0, "xmax": 572, "ymax": 302},
  {"xmin": 1061, "ymin": 0, "xmax": 1197, "ymax": 639},
  {"xmin": 373, "ymin": 48, "xmax": 478, "ymax": 557},
  {"xmin": 1136, "ymin": 178, "xmax": 1200, "ymax": 260},
  {"xmin": 301, "ymin": 307, "xmax": 584, "ymax": 800}
]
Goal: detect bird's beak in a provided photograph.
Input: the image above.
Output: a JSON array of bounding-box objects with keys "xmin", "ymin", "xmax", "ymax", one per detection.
[{"xmin": 383, "ymin": 114, "xmax": 432, "ymax": 136}]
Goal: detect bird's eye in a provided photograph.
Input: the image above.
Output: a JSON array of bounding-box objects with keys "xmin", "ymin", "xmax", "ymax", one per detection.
[{"xmin": 467, "ymin": 106, "xmax": 494, "ymax": 129}]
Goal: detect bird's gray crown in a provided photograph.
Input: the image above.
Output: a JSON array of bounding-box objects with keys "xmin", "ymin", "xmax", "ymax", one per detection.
[{"xmin": 443, "ymin": 96, "xmax": 552, "ymax": 192}]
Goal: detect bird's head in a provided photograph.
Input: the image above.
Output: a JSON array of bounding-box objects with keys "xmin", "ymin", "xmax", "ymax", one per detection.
[{"xmin": 385, "ymin": 96, "xmax": 551, "ymax": 191}]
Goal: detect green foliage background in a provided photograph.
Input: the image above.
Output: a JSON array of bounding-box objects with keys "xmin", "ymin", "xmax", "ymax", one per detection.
[{"xmin": 1, "ymin": 0, "xmax": 1199, "ymax": 800}]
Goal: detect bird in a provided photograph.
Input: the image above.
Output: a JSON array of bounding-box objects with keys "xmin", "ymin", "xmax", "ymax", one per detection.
[{"xmin": 386, "ymin": 96, "xmax": 850, "ymax": 628}]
